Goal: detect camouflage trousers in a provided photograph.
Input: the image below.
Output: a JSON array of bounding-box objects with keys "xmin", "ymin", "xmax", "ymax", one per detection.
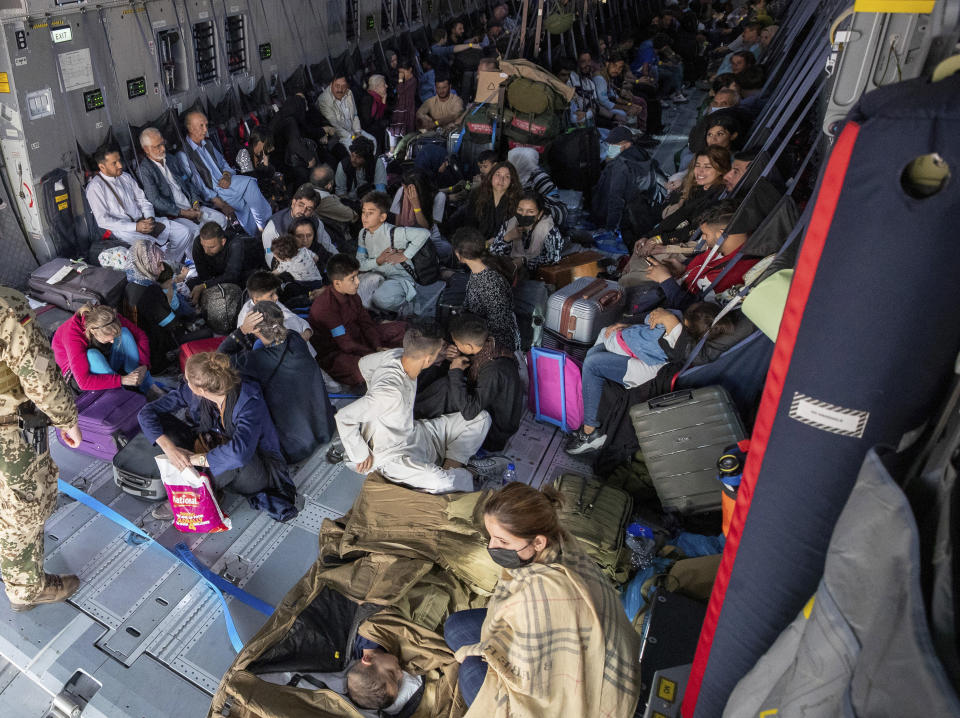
[{"xmin": 0, "ymin": 425, "xmax": 57, "ymax": 602}]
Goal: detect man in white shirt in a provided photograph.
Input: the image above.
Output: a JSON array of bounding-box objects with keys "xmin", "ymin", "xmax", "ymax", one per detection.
[
  {"xmin": 355, "ymin": 191, "xmax": 431, "ymax": 313},
  {"xmin": 316, "ymin": 75, "xmax": 377, "ymax": 152},
  {"xmin": 138, "ymin": 128, "xmax": 227, "ymax": 239},
  {"xmin": 85, "ymin": 147, "xmax": 193, "ymax": 263},
  {"xmin": 335, "ymin": 326, "xmax": 490, "ymax": 494}
]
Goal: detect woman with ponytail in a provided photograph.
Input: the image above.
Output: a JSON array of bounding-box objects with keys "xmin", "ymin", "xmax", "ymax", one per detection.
[
  {"xmin": 444, "ymin": 482, "xmax": 641, "ymax": 716},
  {"xmin": 451, "ymin": 226, "xmax": 520, "ymax": 352},
  {"xmin": 137, "ymin": 351, "xmax": 297, "ymax": 522}
]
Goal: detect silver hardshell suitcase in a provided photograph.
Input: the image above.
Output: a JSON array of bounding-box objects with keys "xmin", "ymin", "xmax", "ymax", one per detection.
[
  {"xmin": 630, "ymin": 386, "xmax": 746, "ymax": 514},
  {"xmin": 544, "ymin": 277, "xmax": 624, "ymax": 344}
]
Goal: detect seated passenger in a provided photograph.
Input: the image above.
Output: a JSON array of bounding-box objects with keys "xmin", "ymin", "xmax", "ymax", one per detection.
[
  {"xmin": 507, "ymin": 147, "xmax": 568, "ymax": 228},
  {"xmin": 357, "ymin": 74, "xmax": 389, "ymax": 152},
  {"xmin": 452, "ymin": 227, "xmax": 521, "ymax": 352},
  {"xmin": 335, "ymin": 137, "xmax": 388, "ymax": 198},
  {"xmin": 416, "ymin": 314, "xmax": 523, "ymax": 452},
  {"xmin": 308, "ymin": 254, "xmax": 407, "ymax": 389},
  {"xmin": 138, "ymin": 127, "xmax": 228, "ymax": 233},
  {"xmin": 444, "ymin": 483, "xmax": 640, "ymax": 715},
  {"xmin": 346, "ymin": 637, "xmax": 425, "ymax": 715},
  {"xmin": 416, "ymin": 71, "xmax": 465, "ymax": 130},
  {"xmin": 489, "ymin": 190, "xmax": 565, "ymax": 274},
  {"xmin": 355, "ymin": 191, "xmax": 433, "ymax": 313},
  {"xmin": 334, "ymin": 324, "xmax": 490, "ymax": 494},
  {"xmin": 140, "ymin": 352, "xmax": 297, "ymax": 522},
  {"xmin": 180, "ymin": 111, "xmax": 274, "ymax": 235},
  {"xmin": 390, "ymin": 168, "xmax": 452, "ymax": 265},
  {"xmin": 592, "ymin": 126, "xmax": 656, "ymax": 231},
  {"xmin": 566, "ymin": 303, "xmax": 733, "ymax": 454},
  {"xmin": 270, "ymin": 234, "xmax": 325, "ymax": 290},
  {"xmin": 123, "ymin": 240, "xmax": 196, "ymax": 371},
  {"xmin": 238, "ymin": 272, "xmax": 314, "ymax": 355},
  {"xmin": 309, "ymin": 164, "xmax": 358, "ymax": 225},
  {"xmin": 52, "ymin": 304, "xmax": 160, "ymax": 398},
  {"xmin": 219, "ymin": 302, "xmax": 334, "ymax": 463},
  {"xmin": 233, "ymin": 129, "xmax": 288, "ymax": 209},
  {"xmin": 261, "ymin": 184, "xmax": 338, "ymax": 266},
  {"xmin": 85, "ymin": 147, "xmax": 194, "ymax": 264},
  {"xmin": 723, "ymin": 150, "xmax": 756, "ymax": 193},
  {"xmin": 187, "ymin": 222, "xmax": 262, "ymax": 305},
  {"xmin": 648, "ymin": 201, "xmax": 761, "ymax": 309},
  {"xmin": 452, "ymin": 162, "xmax": 521, "ymax": 242},
  {"xmin": 730, "ymin": 66, "xmax": 767, "ymax": 117},
  {"xmin": 317, "ymin": 73, "xmax": 378, "ymax": 152}
]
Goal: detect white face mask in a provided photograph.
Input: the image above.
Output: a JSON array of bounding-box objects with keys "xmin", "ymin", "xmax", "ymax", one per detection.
[
  {"xmin": 606, "ymin": 143, "xmax": 623, "ymax": 159},
  {"xmin": 383, "ymin": 671, "xmax": 424, "ymax": 715}
]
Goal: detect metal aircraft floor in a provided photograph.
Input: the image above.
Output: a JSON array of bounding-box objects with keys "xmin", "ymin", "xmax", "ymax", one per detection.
[{"xmin": 0, "ymin": 411, "xmax": 590, "ymax": 717}]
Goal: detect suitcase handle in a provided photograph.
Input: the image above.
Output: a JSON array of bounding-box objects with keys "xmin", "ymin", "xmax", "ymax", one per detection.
[
  {"xmin": 597, "ymin": 290, "xmax": 623, "ymax": 309},
  {"xmin": 648, "ymin": 390, "xmax": 694, "ymax": 409}
]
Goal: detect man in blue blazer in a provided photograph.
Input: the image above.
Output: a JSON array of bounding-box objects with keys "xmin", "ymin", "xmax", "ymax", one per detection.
[
  {"xmin": 138, "ymin": 127, "xmax": 228, "ymax": 239},
  {"xmin": 179, "ymin": 111, "xmax": 273, "ymax": 235}
]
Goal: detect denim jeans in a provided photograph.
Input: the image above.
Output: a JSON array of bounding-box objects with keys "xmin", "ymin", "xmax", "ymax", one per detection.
[
  {"xmin": 444, "ymin": 608, "xmax": 488, "ymax": 706},
  {"xmin": 86, "ymin": 327, "xmax": 156, "ymax": 393},
  {"xmin": 581, "ymin": 345, "xmax": 630, "ymax": 428}
]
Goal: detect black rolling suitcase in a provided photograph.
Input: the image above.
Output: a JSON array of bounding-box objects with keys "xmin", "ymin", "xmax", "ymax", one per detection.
[
  {"xmin": 112, "ymin": 433, "xmax": 165, "ymax": 501},
  {"xmin": 437, "ymin": 270, "xmax": 468, "ymax": 329},
  {"xmin": 512, "ymin": 279, "xmax": 549, "ymax": 350},
  {"xmin": 629, "ymin": 386, "xmax": 746, "ymax": 514},
  {"xmin": 547, "ymin": 128, "xmax": 601, "ymax": 192}
]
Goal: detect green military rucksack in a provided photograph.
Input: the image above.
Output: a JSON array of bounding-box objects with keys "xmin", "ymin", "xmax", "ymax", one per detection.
[
  {"xmin": 506, "ymin": 76, "xmax": 567, "ymax": 115},
  {"xmin": 545, "ymin": 11, "xmax": 575, "ymax": 35},
  {"xmin": 554, "ymin": 474, "xmax": 633, "ymax": 584}
]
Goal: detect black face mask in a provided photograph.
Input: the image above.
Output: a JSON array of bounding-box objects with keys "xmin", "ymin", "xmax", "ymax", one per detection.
[
  {"xmin": 515, "ymin": 214, "xmax": 537, "ymax": 228},
  {"xmin": 487, "ymin": 541, "xmax": 535, "ymax": 569}
]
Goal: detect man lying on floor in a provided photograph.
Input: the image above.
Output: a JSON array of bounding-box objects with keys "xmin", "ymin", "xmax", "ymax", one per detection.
[
  {"xmin": 348, "ymin": 637, "xmax": 424, "ymax": 716},
  {"xmin": 334, "ymin": 323, "xmax": 491, "ymax": 493}
]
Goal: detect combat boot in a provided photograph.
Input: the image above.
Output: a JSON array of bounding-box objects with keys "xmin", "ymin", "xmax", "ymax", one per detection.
[{"xmin": 8, "ymin": 573, "xmax": 80, "ymax": 612}]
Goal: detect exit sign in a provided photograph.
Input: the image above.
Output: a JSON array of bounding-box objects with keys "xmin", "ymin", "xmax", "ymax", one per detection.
[{"xmin": 50, "ymin": 27, "xmax": 73, "ymax": 44}]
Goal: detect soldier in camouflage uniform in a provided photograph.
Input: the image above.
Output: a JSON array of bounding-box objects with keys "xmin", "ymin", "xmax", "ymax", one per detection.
[{"xmin": 0, "ymin": 287, "xmax": 83, "ymax": 611}]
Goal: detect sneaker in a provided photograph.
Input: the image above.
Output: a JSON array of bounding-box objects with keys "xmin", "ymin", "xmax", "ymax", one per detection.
[
  {"xmin": 9, "ymin": 573, "xmax": 80, "ymax": 612},
  {"xmin": 326, "ymin": 443, "xmax": 345, "ymax": 464},
  {"xmin": 671, "ymin": 91, "xmax": 689, "ymax": 103},
  {"xmin": 565, "ymin": 429, "xmax": 608, "ymax": 455},
  {"xmin": 151, "ymin": 501, "xmax": 174, "ymax": 521}
]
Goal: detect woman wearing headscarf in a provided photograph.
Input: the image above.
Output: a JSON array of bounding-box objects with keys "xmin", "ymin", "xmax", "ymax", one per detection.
[
  {"xmin": 506, "ymin": 147, "xmax": 568, "ymax": 228},
  {"xmin": 219, "ymin": 301, "xmax": 334, "ymax": 463},
  {"xmin": 123, "ymin": 240, "xmax": 199, "ymax": 371},
  {"xmin": 358, "ymin": 74, "xmax": 390, "ymax": 152}
]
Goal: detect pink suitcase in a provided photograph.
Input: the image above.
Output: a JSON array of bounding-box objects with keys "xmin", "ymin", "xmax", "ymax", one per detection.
[
  {"xmin": 527, "ymin": 347, "xmax": 584, "ymax": 433},
  {"xmin": 57, "ymin": 388, "xmax": 146, "ymax": 460}
]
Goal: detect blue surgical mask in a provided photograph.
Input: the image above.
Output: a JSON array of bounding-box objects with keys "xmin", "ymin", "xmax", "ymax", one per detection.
[{"xmin": 606, "ymin": 143, "xmax": 623, "ymax": 159}]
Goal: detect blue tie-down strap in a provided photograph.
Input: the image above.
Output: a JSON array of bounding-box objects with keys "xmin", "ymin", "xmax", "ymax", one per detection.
[{"xmin": 57, "ymin": 478, "xmax": 274, "ymax": 653}]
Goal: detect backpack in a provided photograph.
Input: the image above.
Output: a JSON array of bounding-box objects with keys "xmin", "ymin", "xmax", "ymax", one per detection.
[
  {"xmin": 387, "ymin": 226, "xmax": 441, "ymax": 286},
  {"xmin": 200, "ymin": 283, "xmax": 242, "ymax": 335},
  {"xmin": 553, "ymin": 474, "xmax": 633, "ymax": 584},
  {"xmin": 506, "ymin": 77, "xmax": 566, "ymax": 115},
  {"xmin": 503, "ymin": 108, "xmax": 562, "ymax": 145}
]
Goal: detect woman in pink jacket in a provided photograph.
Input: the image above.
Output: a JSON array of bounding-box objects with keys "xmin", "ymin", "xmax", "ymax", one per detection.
[{"xmin": 52, "ymin": 304, "xmax": 161, "ymax": 398}]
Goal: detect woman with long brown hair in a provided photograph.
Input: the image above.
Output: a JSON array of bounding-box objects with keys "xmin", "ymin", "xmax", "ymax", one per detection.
[
  {"xmin": 444, "ymin": 482, "xmax": 641, "ymax": 717},
  {"xmin": 137, "ymin": 351, "xmax": 297, "ymax": 522},
  {"xmin": 454, "ymin": 161, "xmax": 522, "ymax": 241}
]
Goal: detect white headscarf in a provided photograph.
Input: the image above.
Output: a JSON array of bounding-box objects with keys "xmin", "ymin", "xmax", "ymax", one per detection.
[{"xmin": 507, "ymin": 147, "xmax": 540, "ymax": 185}]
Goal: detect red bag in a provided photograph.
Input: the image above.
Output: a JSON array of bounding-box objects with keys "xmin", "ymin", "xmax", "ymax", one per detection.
[{"xmin": 178, "ymin": 336, "xmax": 225, "ymax": 371}]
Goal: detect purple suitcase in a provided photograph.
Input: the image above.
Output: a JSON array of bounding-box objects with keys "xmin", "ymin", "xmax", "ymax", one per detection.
[{"xmin": 57, "ymin": 389, "xmax": 146, "ymax": 460}]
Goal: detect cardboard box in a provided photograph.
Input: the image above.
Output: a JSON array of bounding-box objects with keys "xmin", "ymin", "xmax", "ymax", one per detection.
[{"xmin": 474, "ymin": 71, "xmax": 508, "ymax": 104}]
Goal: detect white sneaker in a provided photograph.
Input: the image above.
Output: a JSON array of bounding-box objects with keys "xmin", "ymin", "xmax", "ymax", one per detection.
[{"xmin": 565, "ymin": 429, "xmax": 608, "ymax": 455}]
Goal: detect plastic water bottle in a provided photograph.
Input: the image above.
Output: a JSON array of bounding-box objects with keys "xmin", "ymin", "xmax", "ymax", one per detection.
[
  {"xmin": 625, "ymin": 522, "xmax": 657, "ymax": 569},
  {"xmin": 501, "ymin": 463, "xmax": 516, "ymax": 487}
]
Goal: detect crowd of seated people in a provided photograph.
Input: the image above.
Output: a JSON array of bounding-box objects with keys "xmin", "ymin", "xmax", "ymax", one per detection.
[{"xmin": 47, "ymin": 1, "xmax": 799, "ymax": 712}]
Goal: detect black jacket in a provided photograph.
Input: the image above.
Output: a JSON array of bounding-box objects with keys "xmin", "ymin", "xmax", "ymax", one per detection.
[
  {"xmin": 414, "ymin": 357, "xmax": 524, "ymax": 451},
  {"xmin": 592, "ymin": 145, "xmax": 657, "ymax": 230},
  {"xmin": 188, "ymin": 235, "xmax": 264, "ymax": 289},
  {"xmin": 219, "ymin": 331, "xmax": 335, "ymax": 463}
]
